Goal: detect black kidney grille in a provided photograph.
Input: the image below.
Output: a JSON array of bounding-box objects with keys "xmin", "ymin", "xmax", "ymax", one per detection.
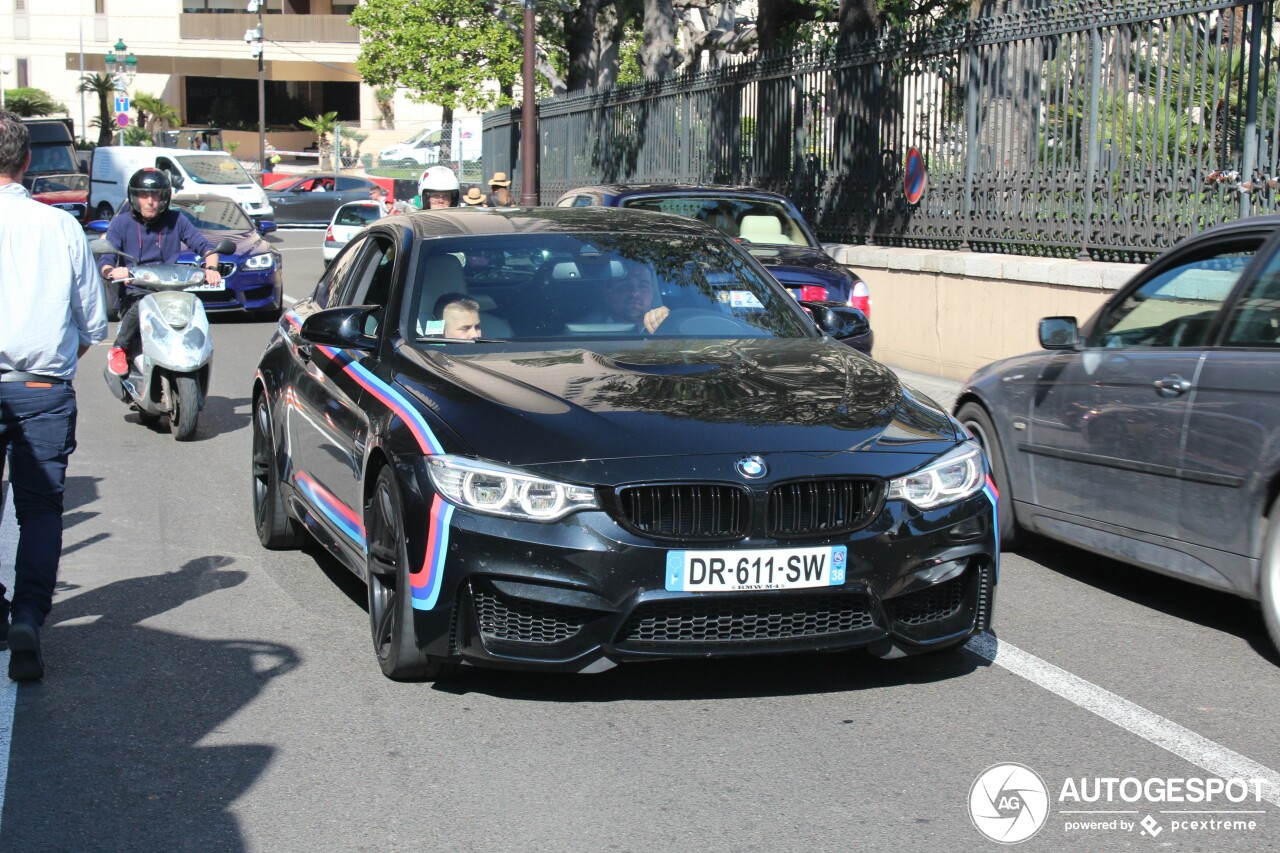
[
  {"xmin": 617, "ymin": 484, "xmax": 749, "ymax": 540},
  {"xmin": 616, "ymin": 593, "xmax": 873, "ymax": 645},
  {"xmin": 885, "ymin": 573, "xmax": 967, "ymax": 626},
  {"xmin": 767, "ymin": 479, "xmax": 881, "ymax": 537},
  {"xmin": 472, "ymin": 581, "xmax": 591, "ymax": 644}
]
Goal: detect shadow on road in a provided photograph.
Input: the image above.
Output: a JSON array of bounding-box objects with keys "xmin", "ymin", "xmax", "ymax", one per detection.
[
  {"xmin": 1020, "ymin": 536, "xmax": 1278, "ymax": 663},
  {"xmin": 1, "ymin": 555, "xmax": 299, "ymax": 852}
]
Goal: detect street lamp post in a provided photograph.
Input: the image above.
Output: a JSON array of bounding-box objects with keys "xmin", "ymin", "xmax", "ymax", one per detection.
[
  {"xmin": 247, "ymin": 1, "xmax": 265, "ymax": 175},
  {"xmin": 104, "ymin": 38, "xmax": 137, "ymax": 145},
  {"xmin": 0, "ymin": 58, "xmax": 12, "ymax": 112}
]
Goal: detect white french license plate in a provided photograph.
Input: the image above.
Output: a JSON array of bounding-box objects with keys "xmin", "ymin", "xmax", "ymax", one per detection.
[
  {"xmin": 185, "ymin": 282, "xmax": 225, "ymax": 292},
  {"xmin": 665, "ymin": 546, "xmax": 847, "ymax": 592}
]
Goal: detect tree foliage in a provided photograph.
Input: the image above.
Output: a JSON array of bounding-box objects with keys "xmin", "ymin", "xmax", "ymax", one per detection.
[
  {"xmin": 4, "ymin": 88, "xmax": 66, "ymax": 117},
  {"xmin": 77, "ymin": 74, "xmax": 115, "ymax": 147}
]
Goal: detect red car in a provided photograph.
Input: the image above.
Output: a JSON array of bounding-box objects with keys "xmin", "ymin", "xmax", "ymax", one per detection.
[{"xmin": 29, "ymin": 173, "xmax": 90, "ymax": 225}]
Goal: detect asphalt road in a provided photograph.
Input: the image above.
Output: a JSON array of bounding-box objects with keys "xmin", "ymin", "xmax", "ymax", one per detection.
[{"xmin": 2, "ymin": 229, "xmax": 1279, "ymax": 852}]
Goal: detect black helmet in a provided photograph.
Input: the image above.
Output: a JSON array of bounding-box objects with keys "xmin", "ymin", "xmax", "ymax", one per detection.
[{"xmin": 128, "ymin": 167, "xmax": 172, "ymax": 218}]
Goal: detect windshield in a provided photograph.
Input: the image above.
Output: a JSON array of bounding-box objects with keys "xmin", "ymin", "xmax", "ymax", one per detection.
[
  {"xmin": 172, "ymin": 198, "xmax": 253, "ymax": 233},
  {"xmin": 404, "ymin": 232, "xmax": 815, "ymax": 343},
  {"xmin": 30, "ymin": 174, "xmax": 89, "ymax": 193},
  {"xmin": 27, "ymin": 145, "xmax": 78, "ymax": 175},
  {"xmin": 620, "ymin": 196, "xmax": 815, "ymax": 248},
  {"xmin": 177, "ymin": 154, "xmax": 254, "ymax": 186}
]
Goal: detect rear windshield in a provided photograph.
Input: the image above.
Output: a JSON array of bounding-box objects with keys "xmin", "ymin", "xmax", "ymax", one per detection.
[
  {"xmin": 336, "ymin": 205, "xmax": 382, "ymax": 227},
  {"xmin": 177, "ymin": 155, "xmax": 254, "ymax": 186}
]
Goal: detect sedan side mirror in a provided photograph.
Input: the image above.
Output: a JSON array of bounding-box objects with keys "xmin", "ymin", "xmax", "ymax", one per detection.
[
  {"xmin": 1039, "ymin": 316, "xmax": 1079, "ymax": 349},
  {"xmin": 807, "ymin": 303, "xmax": 870, "ymax": 341},
  {"xmin": 257, "ymin": 220, "xmax": 277, "ymax": 234},
  {"xmin": 298, "ymin": 305, "xmax": 379, "ymax": 351}
]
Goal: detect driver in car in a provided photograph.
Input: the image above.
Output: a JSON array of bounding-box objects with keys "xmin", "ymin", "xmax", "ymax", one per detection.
[{"xmin": 580, "ymin": 261, "xmax": 669, "ymax": 333}]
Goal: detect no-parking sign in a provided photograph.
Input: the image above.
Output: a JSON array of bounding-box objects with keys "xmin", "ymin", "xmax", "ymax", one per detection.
[{"xmin": 904, "ymin": 147, "xmax": 927, "ymax": 204}]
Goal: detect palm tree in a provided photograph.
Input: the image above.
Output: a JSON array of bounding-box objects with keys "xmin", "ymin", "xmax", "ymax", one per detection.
[
  {"xmin": 132, "ymin": 92, "xmax": 180, "ymax": 135},
  {"xmin": 298, "ymin": 111, "xmax": 340, "ymax": 169},
  {"xmin": 77, "ymin": 73, "xmax": 115, "ymax": 146}
]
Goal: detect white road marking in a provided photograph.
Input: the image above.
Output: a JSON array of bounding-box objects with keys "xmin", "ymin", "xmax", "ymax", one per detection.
[
  {"xmin": 966, "ymin": 632, "xmax": 1280, "ymax": 805},
  {"xmin": 0, "ymin": 485, "xmax": 18, "ymax": 832}
]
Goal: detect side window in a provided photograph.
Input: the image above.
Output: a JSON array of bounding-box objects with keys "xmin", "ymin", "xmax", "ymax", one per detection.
[
  {"xmin": 1090, "ymin": 239, "xmax": 1264, "ymax": 349},
  {"xmin": 1223, "ymin": 242, "xmax": 1280, "ymax": 347},
  {"xmin": 314, "ymin": 236, "xmax": 367, "ymax": 309},
  {"xmin": 572, "ymin": 195, "xmax": 594, "ymax": 208},
  {"xmin": 335, "ymin": 236, "xmax": 397, "ymax": 336},
  {"xmin": 335, "ymin": 177, "xmax": 366, "ymax": 191}
]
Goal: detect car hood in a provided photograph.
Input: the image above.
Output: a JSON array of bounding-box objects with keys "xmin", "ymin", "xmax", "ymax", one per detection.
[
  {"xmin": 33, "ymin": 189, "xmax": 87, "ymax": 205},
  {"xmin": 394, "ymin": 338, "xmax": 957, "ymax": 467},
  {"xmin": 177, "ymin": 229, "xmax": 267, "ymax": 261}
]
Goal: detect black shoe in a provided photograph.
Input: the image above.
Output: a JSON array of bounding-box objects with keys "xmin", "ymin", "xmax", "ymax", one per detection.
[
  {"xmin": 0, "ymin": 601, "xmax": 8, "ymax": 651},
  {"xmin": 8, "ymin": 622, "xmax": 43, "ymax": 682}
]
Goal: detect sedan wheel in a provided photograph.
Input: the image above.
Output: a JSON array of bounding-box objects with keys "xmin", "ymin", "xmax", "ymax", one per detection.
[
  {"xmin": 251, "ymin": 395, "xmax": 305, "ymax": 549},
  {"xmin": 365, "ymin": 467, "xmax": 456, "ymax": 681},
  {"xmin": 1260, "ymin": 501, "xmax": 1280, "ymax": 657},
  {"xmin": 956, "ymin": 402, "xmax": 1021, "ymax": 549}
]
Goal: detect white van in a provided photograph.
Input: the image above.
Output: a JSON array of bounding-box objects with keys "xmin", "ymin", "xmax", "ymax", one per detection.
[{"xmin": 89, "ymin": 146, "xmax": 274, "ymax": 222}]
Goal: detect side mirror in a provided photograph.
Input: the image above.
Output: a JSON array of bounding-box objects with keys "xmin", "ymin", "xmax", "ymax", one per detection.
[
  {"xmin": 298, "ymin": 305, "xmax": 379, "ymax": 351},
  {"xmin": 169, "ymin": 172, "xmax": 185, "ymax": 190},
  {"xmin": 1039, "ymin": 316, "xmax": 1079, "ymax": 349},
  {"xmin": 807, "ymin": 302, "xmax": 871, "ymax": 341},
  {"xmin": 212, "ymin": 238, "xmax": 237, "ymax": 255},
  {"xmin": 257, "ymin": 220, "xmax": 277, "ymax": 234},
  {"xmin": 86, "ymin": 220, "xmax": 110, "ymax": 234}
]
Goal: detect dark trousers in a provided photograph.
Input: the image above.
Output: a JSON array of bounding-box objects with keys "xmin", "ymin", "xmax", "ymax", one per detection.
[
  {"xmin": 0, "ymin": 381, "xmax": 77, "ymax": 627},
  {"xmin": 114, "ymin": 290, "xmax": 142, "ymax": 353}
]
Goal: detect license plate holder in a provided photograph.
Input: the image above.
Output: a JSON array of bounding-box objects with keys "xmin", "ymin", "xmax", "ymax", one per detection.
[{"xmin": 665, "ymin": 546, "xmax": 847, "ymax": 592}]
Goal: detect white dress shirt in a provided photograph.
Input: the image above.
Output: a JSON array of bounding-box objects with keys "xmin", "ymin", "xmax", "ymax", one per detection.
[{"xmin": 0, "ymin": 181, "xmax": 108, "ymax": 379}]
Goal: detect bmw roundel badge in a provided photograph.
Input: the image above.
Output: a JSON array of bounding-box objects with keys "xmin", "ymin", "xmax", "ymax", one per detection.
[{"xmin": 736, "ymin": 456, "xmax": 768, "ymax": 480}]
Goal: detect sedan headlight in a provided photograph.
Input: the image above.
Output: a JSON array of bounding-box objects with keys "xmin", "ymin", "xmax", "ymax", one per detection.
[
  {"xmin": 427, "ymin": 456, "xmax": 598, "ymax": 522},
  {"xmin": 887, "ymin": 442, "xmax": 985, "ymax": 510},
  {"xmin": 243, "ymin": 253, "xmax": 274, "ymax": 270}
]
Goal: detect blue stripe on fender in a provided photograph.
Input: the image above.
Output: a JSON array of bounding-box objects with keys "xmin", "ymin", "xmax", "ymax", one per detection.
[
  {"xmin": 411, "ymin": 496, "xmax": 454, "ymax": 610},
  {"xmin": 316, "ymin": 345, "xmax": 444, "ymax": 456},
  {"xmin": 983, "ymin": 474, "xmax": 1000, "ymax": 582}
]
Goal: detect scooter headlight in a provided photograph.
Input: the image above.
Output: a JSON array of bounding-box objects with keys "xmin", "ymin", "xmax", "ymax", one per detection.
[{"xmin": 156, "ymin": 296, "xmax": 195, "ymax": 329}]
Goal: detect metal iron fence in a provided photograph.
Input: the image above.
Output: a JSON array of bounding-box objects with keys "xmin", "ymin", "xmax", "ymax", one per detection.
[{"xmin": 484, "ymin": 0, "xmax": 1280, "ymax": 261}]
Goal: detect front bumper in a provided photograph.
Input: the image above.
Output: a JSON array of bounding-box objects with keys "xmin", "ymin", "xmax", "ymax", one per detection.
[
  {"xmin": 409, "ymin": 491, "xmax": 996, "ymax": 672},
  {"xmin": 191, "ymin": 268, "xmax": 283, "ymax": 313}
]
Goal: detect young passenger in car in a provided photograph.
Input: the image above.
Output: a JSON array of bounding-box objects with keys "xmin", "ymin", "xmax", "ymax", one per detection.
[{"xmin": 431, "ymin": 292, "xmax": 483, "ymax": 340}]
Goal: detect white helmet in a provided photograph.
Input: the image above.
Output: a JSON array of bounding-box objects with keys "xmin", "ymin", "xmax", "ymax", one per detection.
[{"xmin": 419, "ymin": 165, "xmax": 460, "ymax": 194}]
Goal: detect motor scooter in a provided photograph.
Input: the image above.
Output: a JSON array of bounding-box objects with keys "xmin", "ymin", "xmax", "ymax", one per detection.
[{"xmin": 88, "ymin": 233, "xmax": 234, "ymax": 441}]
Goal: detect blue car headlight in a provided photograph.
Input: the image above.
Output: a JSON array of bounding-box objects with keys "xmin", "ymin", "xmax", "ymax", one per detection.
[{"xmin": 243, "ymin": 253, "xmax": 275, "ymax": 270}]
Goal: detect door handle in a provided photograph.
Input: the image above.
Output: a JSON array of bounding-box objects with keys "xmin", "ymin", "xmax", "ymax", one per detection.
[{"xmin": 1153, "ymin": 374, "xmax": 1191, "ymax": 397}]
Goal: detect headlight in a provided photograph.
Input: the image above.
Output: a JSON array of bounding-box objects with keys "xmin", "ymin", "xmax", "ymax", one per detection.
[
  {"xmin": 427, "ymin": 456, "xmax": 598, "ymax": 522},
  {"xmin": 887, "ymin": 442, "xmax": 985, "ymax": 510},
  {"xmin": 157, "ymin": 297, "xmax": 195, "ymax": 329},
  {"xmin": 243, "ymin": 253, "xmax": 274, "ymax": 270}
]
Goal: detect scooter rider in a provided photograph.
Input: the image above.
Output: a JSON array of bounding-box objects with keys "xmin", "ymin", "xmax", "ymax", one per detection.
[{"xmin": 100, "ymin": 168, "xmax": 221, "ymax": 376}]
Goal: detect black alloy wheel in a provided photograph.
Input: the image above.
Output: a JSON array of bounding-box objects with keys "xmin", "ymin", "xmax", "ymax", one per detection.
[
  {"xmin": 365, "ymin": 466, "xmax": 456, "ymax": 681},
  {"xmin": 251, "ymin": 394, "xmax": 305, "ymax": 549}
]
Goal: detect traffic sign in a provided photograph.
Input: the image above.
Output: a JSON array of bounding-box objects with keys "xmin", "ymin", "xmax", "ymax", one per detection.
[
  {"xmin": 116, "ymin": 112, "xmax": 130, "ymax": 128},
  {"xmin": 904, "ymin": 146, "xmax": 927, "ymax": 204},
  {"xmin": 114, "ymin": 95, "xmax": 129, "ymax": 114}
]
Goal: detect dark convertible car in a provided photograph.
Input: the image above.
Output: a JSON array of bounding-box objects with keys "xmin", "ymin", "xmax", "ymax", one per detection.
[{"xmin": 252, "ymin": 207, "xmax": 996, "ymax": 680}]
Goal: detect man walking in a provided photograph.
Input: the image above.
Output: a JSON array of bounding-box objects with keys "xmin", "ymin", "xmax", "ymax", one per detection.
[{"xmin": 0, "ymin": 110, "xmax": 108, "ymax": 681}]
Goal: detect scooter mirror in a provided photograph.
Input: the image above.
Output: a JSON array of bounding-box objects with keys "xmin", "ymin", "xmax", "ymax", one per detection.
[
  {"xmin": 212, "ymin": 238, "xmax": 236, "ymax": 255},
  {"xmin": 88, "ymin": 237, "xmax": 114, "ymax": 255}
]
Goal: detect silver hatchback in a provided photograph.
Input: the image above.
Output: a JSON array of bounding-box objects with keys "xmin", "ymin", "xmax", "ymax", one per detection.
[{"xmin": 954, "ymin": 215, "xmax": 1280, "ymax": 657}]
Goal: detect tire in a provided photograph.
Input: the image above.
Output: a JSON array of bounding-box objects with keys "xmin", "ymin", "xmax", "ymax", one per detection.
[
  {"xmin": 95, "ymin": 202, "xmax": 113, "ymax": 221},
  {"xmin": 365, "ymin": 467, "xmax": 456, "ymax": 681},
  {"xmin": 956, "ymin": 402, "xmax": 1021, "ymax": 550},
  {"xmin": 251, "ymin": 395, "xmax": 305, "ymax": 549},
  {"xmin": 169, "ymin": 374, "xmax": 200, "ymax": 441}
]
